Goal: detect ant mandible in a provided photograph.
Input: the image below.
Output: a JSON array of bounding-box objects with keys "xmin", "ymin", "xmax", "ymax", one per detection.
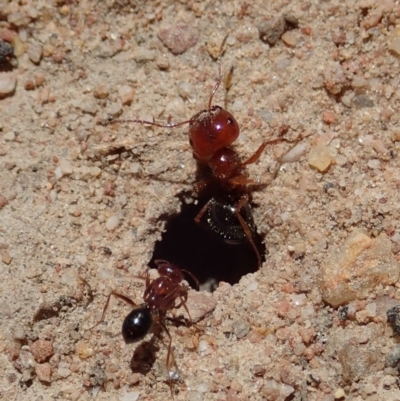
[
  {"xmin": 107, "ymin": 35, "xmax": 296, "ymax": 268},
  {"xmin": 92, "ymin": 260, "xmax": 199, "ymax": 392}
]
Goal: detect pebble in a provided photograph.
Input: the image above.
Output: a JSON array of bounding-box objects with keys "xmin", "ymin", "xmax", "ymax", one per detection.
[
  {"xmin": 0, "ymin": 193, "xmax": 9, "ymax": 209},
  {"xmin": 106, "ymin": 214, "xmax": 120, "ymax": 231},
  {"xmin": 281, "ymin": 31, "xmax": 298, "ymax": 47},
  {"xmin": 388, "ymin": 26, "xmax": 400, "ymax": 55},
  {"xmin": 385, "ymin": 344, "xmax": 400, "ymax": 368},
  {"xmin": 30, "ymin": 340, "xmax": 54, "ymax": 363},
  {"xmin": 1, "ymin": 251, "xmax": 12, "ymax": 264},
  {"xmin": 322, "ymin": 110, "xmax": 337, "ymax": 124},
  {"xmin": 232, "ymin": 319, "xmax": 250, "ymax": 339},
  {"xmin": 326, "ymin": 325, "xmax": 382, "ymax": 383},
  {"xmin": 93, "ymin": 84, "xmax": 109, "ymax": 99},
  {"xmin": 75, "ymin": 98, "xmax": 98, "ymax": 115},
  {"xmin": 158, "ymin": 24, "xmax": 199, "ymax": 55},
  {"xmin": 57, "ymin": 365, "xmax": 71, "ymax": 378},
  {"xmin": 4, "ymin": 131, "xmax": 15, "ymax": 141},
  {"xmin": 257, "ymin": 16, "xmax": 286, "ymax": 45},
  {"xmin": 367, "ymin": 159, "xmax": 381, "ymax": 169},
  {"xmin": 319, "ymin": 230, "xmax": 400, "ymax": 307},
  {"xmin": 279, "ymin": 141, "xmax": 308, "ymax": 163},
  {"xmin": 156, "ymin": 54, "xmax": 170, "ymax": 70},
  {"xmin": 182, "ymin": 291, "xmax": 217, "ymax": 322},
  {"xmin": 261, "ymin": 379, "xmax": 295, "ymax": 399},
  {"xmin": 76, "ymin": 341, "xmax": 93, "ymax": 359},
  {"xmin": 60, "ymin": 159, "xmax": 73, "ymax": 175},
  {"xmin": 187, "ymin": 392, "xmax": 203, "ymax": 401},
  {"xmin": 120, "ymin": 392, "xmax": 140, "ymax": 401},
  {"xmin": 0, "ymin": 39, "xmax": 14, "ymax": 63},
  {"xmin": 35, "ymin": 362, "xmax": 52, "ymax": 383},
  {"xmin": 132, "ymin": 46, "xmax": 156, "ymax": 62},
  {"xmin": 333, "ymin": 388, "xmax": 345, "ymax": 399},
  {"xmin": 308, "ymin": 144, "xmax": 333, "ymax": 172},
  {"xmin": 0, "ymin": 72, "xmax": 16, "ymax": 95},
  {"xmin": 118, "ymin": 85, "xmax": 134, "ymax": 105},
  {"xmin": 75, "ymin": 254, "xmax": 87, "ymax": 266},
  {"xmin": 353, "ymin": 94, "xmax": 374, "ymax": 108},
  {"xmin": 27, "ymin": 42, "xmax": 42, "ymax": 64},
  {"xmin": 387, "ymin": 305, "xmax": 400, "ymax": 335}
]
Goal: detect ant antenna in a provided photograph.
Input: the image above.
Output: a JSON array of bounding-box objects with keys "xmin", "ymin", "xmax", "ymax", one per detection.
[
  {"xmin": 107, "ymin": 117, "xmax": 191, "ymax": 129},
  {"xmin": 208, "ymin": 34, "xmax": 229, "ymax": 110}
]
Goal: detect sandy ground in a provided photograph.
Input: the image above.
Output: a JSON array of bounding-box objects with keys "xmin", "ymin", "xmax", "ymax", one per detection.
[{"xmin": 2, "ymin": 1, "xmax": 400, "ymax": 400}]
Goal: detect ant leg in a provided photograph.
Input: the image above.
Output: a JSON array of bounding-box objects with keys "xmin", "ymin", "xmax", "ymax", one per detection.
[
  {"xmin": 234, "ymin": 195, "xmax": 262, "ymax": 269},
  {"xmin": 180, "ymin": 269, "xmax": 200, "ymax": 290},
  {"xmin": 241, "ymin": 138, "xmax": 287, "ymax": 167},
  {"xmin": 90, "ymin": 291, "xmax": 136, "ymax": 330},
  {"xmin": 159, "ymin": 319, "xmax": 177, "ymax": 396},
  {"xmin": 194, "ymin": 199, "xmax": 212, "ymax": 224}
]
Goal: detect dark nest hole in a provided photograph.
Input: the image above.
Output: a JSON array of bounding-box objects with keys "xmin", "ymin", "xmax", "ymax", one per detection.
[{"xmin": 149, "ymin": 193, "xmax": 266, "ymax": 288}]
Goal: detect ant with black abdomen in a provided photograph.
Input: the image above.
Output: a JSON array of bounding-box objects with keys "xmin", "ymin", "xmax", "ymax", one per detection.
[
  {"xmin": 91, "ymin": 260, "xmax": 199, "ymax": 394},
  {"xmin": 105, "ymin": 35, "xmax": 301, "ymax": 269}
]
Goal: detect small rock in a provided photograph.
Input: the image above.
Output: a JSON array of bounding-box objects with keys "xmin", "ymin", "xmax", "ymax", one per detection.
[
  {"xmin": 120, "ymin": 392, "xmax": 140, "ymax": 401},
  {"xmin": 387, "ymin": 305, "xmax": 400, "ymax": 335},
  {"xmin": 132, "ymin": 47, "xmax": 156, "ymax": 62},
  {"xmin": 279, "ymin": 142, "xmax": 308, "ymax": 163},
  {"xmin": 118, "ymin": 85, "xmax": 134, "ymax": 106},
  {"xmin": 93, "ymin": 84, "xmax": 109, "ymax": 99},
  {"xmin": 59, "ymin": 159, "xmax": 73, "ymax": 175},
  {"xmin": 319, "ymin": 230, "xmax": 400, "ymax": 307},
  {"xmin": 4, "ymin": 131, "xmax": 15, "ymax": 141},
  {"xmin": 322, "ymin": 110, "xmax": 337, "ymax": 124},
  {"xmin": 178, "ymin": 291, "xmax": 217, "ymax": 323},
  {"xmin": 0, "ymin": 193, "xmax": 9, "ymax": 209},
  {"xmin": 30, "ymin": 340, "xmax": 54, "ymax": 363},
  {"xmin": 156, "ymin": 54, "xmax": 170, "ymax": 70},
  {"xmin": 76, "ymin": 341, "xmax": 94, "ymax": 359},
  {"xmin": 27, "ymin": 42, "xmax": 42, "ymax": 64},
  {"xmin": 1, "ymin": 251, "xmax": 12, "ymax": 264},
  {"xmin": 57, "ymin": 365, "xmax": 71, "ymax": 378},
  {"xmin": 281, "ymin": 30, "xmax": 298, "ymax": 47},
  {"xmin": 308, "ymin": 144, "xmax": 332, "ymax": 172},
  {"xmin": 385, "ymin": 344, "xmax": 400, "ymax": 368},
  {"xmin": 0, "ymin": 72, "xmax": 16, "ymax": 96},
  {"xmin": 261, "ymin": 379, "xmax": 295, "ymax": 399},
  {"xmin": 258, "ymin": 16, "xmax": 286, "ymax": 45},
  {"xmin": 0, "ymin": 39, "xmax": 14, "ymax": 64},
  {"xmin": 353, "ymin": 94, "xmax": 374, "ymax": 108},
  {"xmin": 158, "ymin": 24, "xmax": 199, "ymax": 55},
  {"xmin": 232, "ymin": 319, "xmax": 250, "ymax": 339},
  {"xmin": 334, "ymin": 388, "xmax": 346, "ymax": 399},
  {"xmin": 35, "ymin": 362, "xmax": 52, "ymax": 383},
  {"xmin": 106, "ymin": 214, "xmax": 120, "ymax": 231},
  {"xmin": 75, "ymin": 98, "xmax": 98, "ymax": 115},
  {"xmin": 388, "ymin": 26, "xmax": 400, "ymax": 55}
]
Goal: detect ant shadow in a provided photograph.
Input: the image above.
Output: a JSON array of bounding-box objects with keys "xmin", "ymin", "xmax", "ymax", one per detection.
[
  {"xmin": 130, "ymin": 338, "xmax": 158, "ymax": 374},
  {"xmin": 149, "ymin": 192, "xmax": 266, "ymax": 287}
]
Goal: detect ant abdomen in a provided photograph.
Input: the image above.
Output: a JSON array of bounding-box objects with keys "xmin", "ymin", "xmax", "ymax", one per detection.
[
  {"xmin": 202, "ymin": 198, "xmax": 256, "ymax": 244},
  {"xmin": 122, "ymin": 306, "xmax": 153, "ymax": 344},
  {"xmin": 189, "ymin": 105, "xmax": 239, "ymax": 162}
]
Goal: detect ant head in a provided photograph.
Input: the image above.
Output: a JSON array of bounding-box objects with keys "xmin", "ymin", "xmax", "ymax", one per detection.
[
  {"xmin": 189, "ymin": 105, "xmax": 239, "ymax": 162},
  {"xmin": 155, "ymin": 260, "xmax": 184, "ymax": 283},
  {"xmin": 208, "ymin": 147, "xmax": 241, "ymax": 180},
  {"xmin": 122, "ymin": 306, "xmax": 153, "ymax": 344}
]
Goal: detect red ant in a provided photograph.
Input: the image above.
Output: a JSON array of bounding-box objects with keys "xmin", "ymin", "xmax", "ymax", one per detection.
[
  {"xmin": 92, "ymin": 260, "xmax": 199, "ymax": 392},
  {"xmin": 106, "ymin": 35, "xmax": 297, "ymax": 268}
]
